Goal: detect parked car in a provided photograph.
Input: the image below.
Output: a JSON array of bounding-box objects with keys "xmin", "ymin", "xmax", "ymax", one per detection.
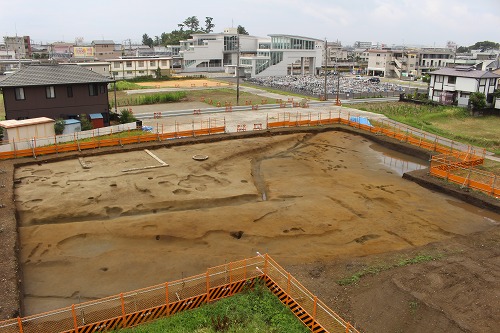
[
  {"xmin": 368, "ymin": 77, "xmax": 380, "ymax": 83},
  {"xmin": 354, "ymin": 75, "xmax": 363, "ymax": 80}
]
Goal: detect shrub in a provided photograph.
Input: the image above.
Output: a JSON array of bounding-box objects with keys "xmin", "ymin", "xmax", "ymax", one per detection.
[
  {"xmin": 54, "ymin": 118, "xmax": 65, "ymax": 135},
  {"xmin": 469, "ymin": 92, "xmax": 486, "ymax": 110},
  {"xmin": 79, "ymin": 114, "xmax": 93, "ymax": 131},
  {"xmin": 119, "ymin": 108, "xmax": 137, "ymax": 124}
]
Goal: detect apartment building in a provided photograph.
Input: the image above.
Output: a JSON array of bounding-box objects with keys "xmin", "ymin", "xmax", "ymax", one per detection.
[
  {"xmin": 107, "ymin": 56, "xmax": 172, "ymax": 79},
  {"xmin": 367, "ymin": 48, "xmax": 454, "ymax": 78},
  {"xmin": 3, "ymin": 36, "xmax": 31, "ymax": 58}
]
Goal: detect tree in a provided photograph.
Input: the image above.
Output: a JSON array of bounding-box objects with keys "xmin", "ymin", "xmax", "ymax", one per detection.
[
  {"xmin": 470, "ymin": 40, "xmax": 499, "ymax": 51},
  {"xmin": 142, "ymin": 33, "xmax": 154, "ymax": 47},
  {"xmin": 456, "ymin": 46, "xmax": 469, "ymax": 53},
  {"xmin": 469, "ymin": 92, "xmax": 486, "ymax": 110},
  {"xmin": 237, "ymin": 25, "xmax": 249, "ymax": 35},
  {"xmin": 183, "ymin": 16, "xmax": 200, "ymax": 32},
  {"xmin": 79, "ymin": 114, "xmax": 93, "ymax": 131},
  {"xmin": 54, "ymin": 119, "xmax": 65, "ymax": 135},
  {"xmin": 204, "ymin": 17, "xmax": 215, "ymax": 33}
]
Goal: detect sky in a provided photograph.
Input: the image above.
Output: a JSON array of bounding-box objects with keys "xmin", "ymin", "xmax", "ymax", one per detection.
[{"xmin": 1, "ymin": 0, "xmax": 500, "ymax": 47}]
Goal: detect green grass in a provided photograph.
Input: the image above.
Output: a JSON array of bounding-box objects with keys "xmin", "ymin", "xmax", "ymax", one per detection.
[
  {"xmin": 337, "ymin": 253, "xmax": 444, "ymax": 286},
  {"xmin": 113, "ymin": 81, "xmax": 155, "ymax": 91},
  {"xmin": 110, "ymin": 91, "xmax": 187, "ymax": 108},
  {"xmin": 351, "ymin": 102, "xmax": 500, "ymax": 155},
  {"xmin": 116, "ymin": 282, "xmax": 308, "ymax": 333}
]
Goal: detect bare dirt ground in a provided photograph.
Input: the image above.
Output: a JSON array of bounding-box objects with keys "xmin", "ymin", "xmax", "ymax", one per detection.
[{"xmin": 1, "ymin": 129, "xmax": 499, "ymax": 333}]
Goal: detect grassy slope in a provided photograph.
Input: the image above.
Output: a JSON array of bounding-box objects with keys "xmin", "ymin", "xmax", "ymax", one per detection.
[
  {"xmin": 351, "ymin": 102, "xmax": 500, "ymax": 155},
  {"xmin": 116, "ymin": 283, "xmax": 308, "ymax": 333}
]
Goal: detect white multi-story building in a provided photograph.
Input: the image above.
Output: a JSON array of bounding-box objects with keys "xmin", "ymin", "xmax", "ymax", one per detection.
[
  {"xmin": 106, "ymin": 56, "xmax": 172, "ymax": 79},
  {"xmin": 367, "ymin": 48, "xmax": 453, "ymax": 78},
  {"xmin": 240, "ymin": 34, "xmax": 323, "ymax": 77},
  {"xmin": 428, "ymin": 67, "xmax": 499, "ymax": 107},
  {"xmin": 179, "ymin": 30, "xmax": 324, "ymax": 77}
]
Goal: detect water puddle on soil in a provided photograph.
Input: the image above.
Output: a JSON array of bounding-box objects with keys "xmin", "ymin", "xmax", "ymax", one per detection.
[
  {"xmin": 446, "ymin": 199, "xmax": 500, "ymax": 224},
  {"xmin": 368, "ymin": 143, "xmax": 428, "ymax": 176}
]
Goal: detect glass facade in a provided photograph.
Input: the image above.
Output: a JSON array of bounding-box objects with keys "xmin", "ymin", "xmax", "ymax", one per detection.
[
  {"xmin": 224, "ymin": 36, "xmax": 238, "ymax": 51},
  {"xmin": 271, "ymin": 36, "xmax": 315, "ymax": 50}
]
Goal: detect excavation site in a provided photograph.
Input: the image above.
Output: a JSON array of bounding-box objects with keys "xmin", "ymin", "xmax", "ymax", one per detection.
[{"xmin": 13, "ymin": 131, "xmax": 499, "ymax": 331}]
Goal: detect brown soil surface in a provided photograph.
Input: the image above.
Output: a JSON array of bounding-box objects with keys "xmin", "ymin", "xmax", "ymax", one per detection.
[
  {"xmin": 1, "ymin": 128, "xmax": 499, "ymax": 333},
  {"xmin": 135, "ymin": 79, "xmax": 230, "ymax": 88}
]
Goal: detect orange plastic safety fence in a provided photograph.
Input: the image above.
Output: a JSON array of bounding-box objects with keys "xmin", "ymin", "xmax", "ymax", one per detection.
[
  {"xmin": 0, "ymin": 255, "xmax": 364, "ymax": 333},
  {"xmin": 0, "ymin": 126, "xmax": 227, "ymax": 161}
]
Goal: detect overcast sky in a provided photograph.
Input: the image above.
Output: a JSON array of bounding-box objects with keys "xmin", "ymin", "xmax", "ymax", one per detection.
[{"xmin": 1, "ymin": 0, "xmax": 499, "ymax": 47}]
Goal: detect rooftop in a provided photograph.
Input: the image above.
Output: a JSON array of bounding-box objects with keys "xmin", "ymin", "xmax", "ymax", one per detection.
[
  {"xmin": 0, "ymin": 117, "xmax": 54, "ymax": 129},
  {"xmin": 0, "ymin": 64, "xmax": 113, "ymax": 88},
  {"xmin": 429, "ymin": 67, "xmax": 500, "ymax": 79}
]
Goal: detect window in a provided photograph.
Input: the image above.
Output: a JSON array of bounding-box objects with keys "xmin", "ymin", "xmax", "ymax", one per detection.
[
  {"xmin": 436, "ymin": 75, "xmax": 443, "ymax": 83},
  {"xmin": 161, "ymin": 60, "xmax": 167, "ymax": 66},
  {"xmin": 126, "ymin": 61, "xmax": 132, "ymax": 68},
  {"xmin": 15, "ymin": 87, "xmax": 25, "ymax": 100},
  {"xmin": 113, "ymin": 62, "xmax": 120, "ymax": 69},
  {"xmin": 99, "ymin": 85, "xmax": 105, "ymax": 94},
  {"xmin": 447, "ymin": 76, "xmax": 456, "ymax": 84},
  {"xmin": 138, "ymin": 61, "xmax": 144, "ymax": 67},
  {"xmin": 150, "ymin": 61, "xmax": 156, "ymax": 66},
  {"xmin": 89, "ymin": 84, "xmax": 98, "ymax": 96},
  {"xmin": 67, "ymin": 86, "xmax": 73, "ymax": 97},
  {"xmin": 46, "ymin": 86, "xmax": 56, "ymax": 99}
]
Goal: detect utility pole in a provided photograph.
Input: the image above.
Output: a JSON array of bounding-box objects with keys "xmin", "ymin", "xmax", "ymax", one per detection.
[
  {"xmin": 236, "ymin": 33, "xmax": 240, "ymax": 106},
  {"xmin": 324, "ymin": 39, "xmax": 328, "ymax": 101},
  {"xmin": 335, "ymin": 51, "xmax": 341, "ymax": 106}
]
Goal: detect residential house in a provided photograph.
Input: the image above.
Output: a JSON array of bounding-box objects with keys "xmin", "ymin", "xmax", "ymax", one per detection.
[
  {"xmin": 427, "ymin": 67, "xmax": 499, "ymax": 107},
  {"xmin": 0, "ymin": 64, "xmax": 113, "ymax": 125}
]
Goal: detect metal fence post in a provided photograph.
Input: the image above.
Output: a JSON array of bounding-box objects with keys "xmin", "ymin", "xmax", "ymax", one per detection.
[
  {"xmin": 120, "ymin": 293, "xmax": 127, "ymax": 328},
  {"xmin": 165, "ymin": 282, "xmax": 170, "ymax": 316},
  {"xmin": 346, "ymin": 322, "xmax": 351, "ymax": 333},
  {"xmin": 286, "ymin": 273, "xmax": 291, "ymax": 305},
  {"xmin": 206, "ymin": 271, "xmax": 210, "ymax": 304},
  {"xmin": 71, "ymin": 304, "xmax": 79, "ymax": 333},
  {"xmin": 264, "ymin": 254, "xmax": 269, "ymax": 276},
  {"xmin": 16, "ymin": 316, "xmax": 23, "ymax": 333},
  {"xmin": 313, "ymin": 296, "xmax": 317, "ymax": 321},
  {"xmin": 491, "ymin": 175, "xmax": 497, "ymax": 196}
]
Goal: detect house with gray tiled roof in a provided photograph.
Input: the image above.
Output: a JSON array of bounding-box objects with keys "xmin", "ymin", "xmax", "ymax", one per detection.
[
  {"xmin": 428, "ymin": 66, "xmax": 500, "ymax": 107},
  {"xmin": 0, "ymin": 64, "xmax": 113, "ymax": 124}
]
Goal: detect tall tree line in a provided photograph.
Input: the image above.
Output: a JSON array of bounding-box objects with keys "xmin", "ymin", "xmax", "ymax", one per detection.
[
  {"xmin": 142, "ymin": 16, "xmax": 249, "ymax": 47},
  {"xmin": 457, "ymin": 40, "xmax": 499, "ymax": 53}
]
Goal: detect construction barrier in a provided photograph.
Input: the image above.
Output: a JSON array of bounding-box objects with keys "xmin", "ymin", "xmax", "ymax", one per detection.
[
  {"xmin": 0, "ymin": 255, "xmax": 360, "ymax": 333},
  {"xmin": 0, "ymin": 126, "xmax": 225, "ymax": 160},
  {"xmin": 430, "ymin": 155, "xmax": 499, "ymax": 198}
]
